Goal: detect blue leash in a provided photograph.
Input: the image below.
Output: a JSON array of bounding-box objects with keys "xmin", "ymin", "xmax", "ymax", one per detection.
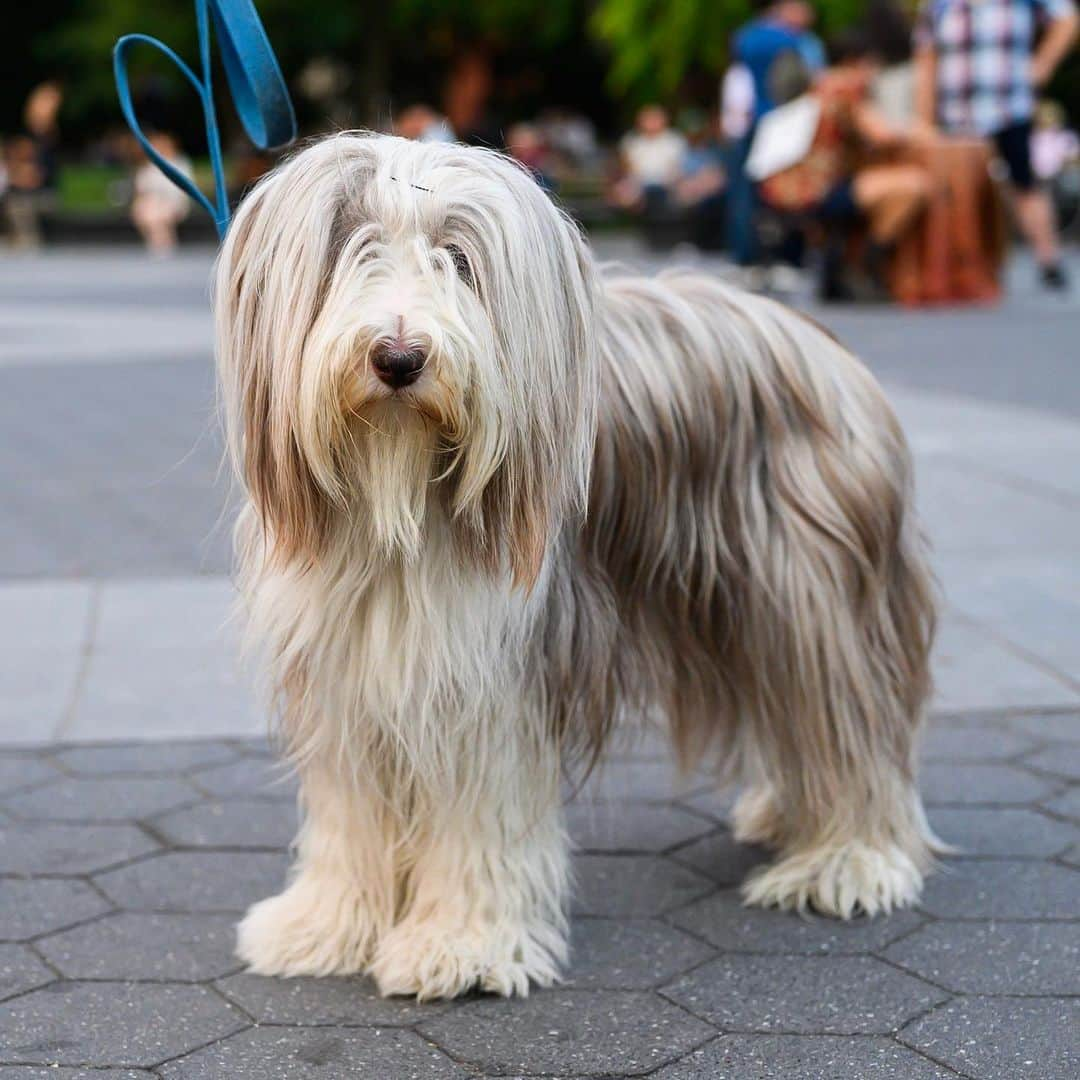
[{"xmin": 113, "ymin": 0, "xmax": 297, "ymax": 238}]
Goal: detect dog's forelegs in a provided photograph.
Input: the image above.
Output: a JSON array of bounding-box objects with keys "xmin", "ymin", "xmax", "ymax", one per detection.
[
  {"xmin": 370, "ymin": 722, "xmax": 568, "ymax": 1000},
  {"xmin": 237, "ymin": 754, "xmax": 395, "ymax": 976}
]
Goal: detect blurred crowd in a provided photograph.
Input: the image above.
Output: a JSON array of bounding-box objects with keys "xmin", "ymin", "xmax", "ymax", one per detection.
[
  {"xmin": 2, "ymin": 0, "xmax": 1079, "ymax": 302},
  {"xmin": 603, "ymin": 0, "xmax": 1080, "ymax": 299}
]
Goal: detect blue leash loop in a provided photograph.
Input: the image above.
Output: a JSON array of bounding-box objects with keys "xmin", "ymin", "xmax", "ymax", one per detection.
[{"xmin": 114, "ymin": 0, "xmax": 297, "ymax": 238}]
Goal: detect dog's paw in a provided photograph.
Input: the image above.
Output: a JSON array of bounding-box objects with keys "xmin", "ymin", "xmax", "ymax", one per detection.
[
  {"xmin": 731, "ymin": 785, "xmax": 786, "ymax": 849},
  {"xmin": 370, "ymin": 919, "xmax": 565, "ymax": 1001},
  {"xmin": 237, "ymin": 877, "xmax": 379, "ymax": 977},
  {"xmin": 740, "ymin": 840, "xmax": 925, "ymax": 919}
]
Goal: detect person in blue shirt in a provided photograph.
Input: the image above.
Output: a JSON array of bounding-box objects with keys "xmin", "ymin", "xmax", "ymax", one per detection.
[
  {"xmin": 735, "ymin": 1, "xmax": 825, "ymax": 119},
  {"xmin": 727, "ymin": 1, "xmax": 825, "ymax": 264}
]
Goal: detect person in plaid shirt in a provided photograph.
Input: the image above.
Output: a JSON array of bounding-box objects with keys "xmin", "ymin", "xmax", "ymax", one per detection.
[{"xmin": 914, "ymin": 0, "xmax": 1079, "ymax": 288}]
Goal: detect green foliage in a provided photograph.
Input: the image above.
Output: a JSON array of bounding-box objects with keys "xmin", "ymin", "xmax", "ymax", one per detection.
[
  {"xmin": 31, "ymin": 0, "xmax": 581, "ymax": 133},
  {"xmin": 591, "ymin": 0, "xmax": 751, "ymax": 102},
  {"xmin": 40, "ymin": 0, "xmax": 198, "ymax": 127},
  {"xmin": 591, "ymin": 0, "xmax": 864, "ymax": 105}
]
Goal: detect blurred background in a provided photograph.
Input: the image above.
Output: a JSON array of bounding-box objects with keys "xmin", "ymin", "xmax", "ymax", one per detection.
[
  {"xmin": 2, "ymin": 1, "xmax": 1080, "ymax": 742},
  {"xmin": 4, "ymin": 0, "xmax": 1079, "ymax": 288}
]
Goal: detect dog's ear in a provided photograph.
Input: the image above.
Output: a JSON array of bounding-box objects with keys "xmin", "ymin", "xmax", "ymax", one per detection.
[
  {"xmin": 457, "ymin": 170, "xmax": 599, "ymax": 592},
  {"xmin": 214, "ymin": 159, "xmax": 342, "ymax": 568}
]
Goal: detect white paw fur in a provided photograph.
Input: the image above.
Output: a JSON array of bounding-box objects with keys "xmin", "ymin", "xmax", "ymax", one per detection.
[
  {"xmin": 731, "ymin": 785, "xmax": 786, "ymax": 849},
  {"xmin": 370, "ymin": 917, "xmax": 565, "ymax": 1001},
  {"xmin": 741, "ymin": 840, "xmax": 926, "ymax": 918},
  {"xmin": 237, "ymin": 876, "xmax": 381, "ymax": 977}
]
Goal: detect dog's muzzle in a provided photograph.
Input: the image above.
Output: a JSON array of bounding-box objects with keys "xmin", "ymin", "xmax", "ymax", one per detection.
[{"xmin": 372, "ymin": 342, "xmax": 427, "ymax": 389}]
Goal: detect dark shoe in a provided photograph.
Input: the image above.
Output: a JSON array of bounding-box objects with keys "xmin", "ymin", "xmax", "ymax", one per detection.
[{"xmin": 1041, "ymin": 263, "xmax": 1069, "ymax": 291}]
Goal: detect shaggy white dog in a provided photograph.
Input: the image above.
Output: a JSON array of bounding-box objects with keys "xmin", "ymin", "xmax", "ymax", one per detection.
[{"xmin": 215, "ymin": 132, "xmax": 940, "ymax": 1001}]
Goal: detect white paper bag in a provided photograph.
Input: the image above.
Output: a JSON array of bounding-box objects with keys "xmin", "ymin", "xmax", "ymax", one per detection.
[{"xmin": 745, "ymin": 95, "xmax": 822, "ymax": 181}]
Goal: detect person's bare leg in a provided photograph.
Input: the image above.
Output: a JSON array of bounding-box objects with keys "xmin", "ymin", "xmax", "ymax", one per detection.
[
  {"xmin": 855, "ymin": 166, "xmax": 931, "ymax": 246},
  {"xmin": 1013, "ymin": 187, "xmax": 1060, "ymax": 268}
]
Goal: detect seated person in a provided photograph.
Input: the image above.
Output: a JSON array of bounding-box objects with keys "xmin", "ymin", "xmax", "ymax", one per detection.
[
  {"xmin": 506, "ymin": 123, "xmax": 556, "ymax": 192},
  {"xmin": 758, "ymin": 29, "xmax": 932, "ymax": 299},
  {"xmin": 131, "ymin": 132, "xmax": 193, "ymax": 257},
  {"xmin": 674, "ymin": 111, "xmax": 727, "ymax": 250},
  {"xmin": 610, "ymin": 105, "xmax": 687, "ymax": 215}
]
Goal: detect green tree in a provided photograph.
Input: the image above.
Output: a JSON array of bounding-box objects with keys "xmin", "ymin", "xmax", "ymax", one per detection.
[
  {"xmin": 591, "ymin": 0, "xmax": 864, "ymax": 105},
  {"xmin": 34, "ymin": 0, "xmax": 579, "ymax": 136}
]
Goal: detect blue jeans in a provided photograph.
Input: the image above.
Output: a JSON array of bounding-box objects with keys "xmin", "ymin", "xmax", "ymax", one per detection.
[{"xmin": 725, "ymin": 133, "xmax": 759, "ymax": 266}]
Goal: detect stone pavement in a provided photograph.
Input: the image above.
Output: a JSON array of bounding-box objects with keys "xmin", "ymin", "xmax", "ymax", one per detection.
[
  {"xmin": 0, "ymin": 721, "xmax": 1077, "ymax": 1077},
  {"xmin": 0, "ymin": 245, "xmax": 1078, "ymax": 1077}
]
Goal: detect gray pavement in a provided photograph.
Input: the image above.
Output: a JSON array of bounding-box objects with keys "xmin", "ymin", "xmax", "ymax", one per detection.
[{"xmin": 0, "ymin": 244, "xmax": 1078, "ymax": 1077}]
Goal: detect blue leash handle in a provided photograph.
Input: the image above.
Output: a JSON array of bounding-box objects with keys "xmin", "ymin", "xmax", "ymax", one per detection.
[{"xmin": 114, "ymin": 0, "xmax": 296, "ymax": 238}]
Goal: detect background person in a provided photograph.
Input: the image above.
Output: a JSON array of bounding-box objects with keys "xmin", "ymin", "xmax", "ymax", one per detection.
[
  {"xmin": 914, "ymin": 0, "xmax": 1080, "ymax": 290},
  {"xmin": 759, "ymin": 30, "xmax": 933, "ymax": 300},
  {"xmin": 728, "ymin": 1, "xmax": 826, "ymax": 265},
  {"xmin": 3, "ymin": 80, "xmax": 62, "ymax": 249},
  {"xmin": 675, "ymin": 110, "xmax": 727, "ymax": 250},
  {"xmin": 866, "ymin": 0, "xmax": 918, "ymax": 128},
  {"xmin": 610, "ymin": 105, "xmax": 687, "ymax": 214},
  {"xmin": 130, "ymin": 132, "xmax": 192, "ymax": 256}
]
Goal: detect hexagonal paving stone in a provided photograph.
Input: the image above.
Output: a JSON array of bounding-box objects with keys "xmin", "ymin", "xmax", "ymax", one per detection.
[
  {"xmin": 94, "ymin": 850, "xmax": 289, "ymax": 912},
  {"xmin": 189, "ymin": 757, "xmax": 297, "ymax": 800},
  {"xmin": 668, "ymin": 888, "xmax": 926, "ymax": 954},
  {"xmin": 920, "ymin": 763, "xmax": 1061, "ymax": 806},
  {"xmin": 152, "ymin": 798, "xmax": 296, "ymax": 849},
  {"xmin": 918, "ymin": 858, "xmax": 1080, "ymax": 918},
  {"xmin": 158, "ymin": 1027, "xmax": 466, "ymax": 1080},
  {"xmin": 885, "ymin": 920, "xmax": 1080, "ymax": 995},
  {"xmin": 0, "ymin": 878, "xmax": 112, "ymax": 941},
  {"xmin": 1043, "ymin": 784, "xmax": 1080, "ymax": 822},
  {"xmin": 1007, "ymin": 712, "xmax": 1080, "ymax": 743},
  {"xmin": 215, "ymin": 972, "xmax": 447, "ymax": 1026},
  {"xmin": 1, "ymin": 981, "xmax": 245, "ymax": 1068},
  {"xmin": 668, "ymin": 830, "xmax": 770, "ymax": 885},
  {"xmin": 563, "ymin": 918, "xmax": 713, "ymax": 990},
  {"xmin": 919, "ymin": 724, "xmax": 1037, "ymax": 763},
  {"xmin": 52, "ymin": 740, "xmax": 238, "ymax": 777},
  {"xmin": 230, "ymin": 737, "xmax": 275, "ymax": 758},
  {"xmin": 3, "ymin": 777, "xmax": 200, "ymax": 823},
  {"xmin": 928, "ymin": 806, "xmax": 1077, "ymax": 858},
  {"xmin": 0, "ymin": 944, "xmax": 54, "ymax": 1001},
  {"xmin": 418, "ymin": 989, "xmax": 714, "ymax": 1076},
  {"xmin": 663, "ymin": 955, "xmax": 947, "ymax": 1034},
  {"xmin": 0, "ymin": 754, "xmax": 63, "ymax": 797},
  {"xmin": 0, "ymin": 822, "xmax": 158, "ymax": 875},
  {"xmin": 652, "ymin": 1034, "xmax": 956, "ymax": 1079},
  {"xmin": 900, "ymin": 997, "xmax": 1080, "ymax": 1080},
  {"xmin": 565, "ymin": 802, "xmax": 714, "ymax": 853},
  {"xmin": 0, "ymin": 1070, "xmax": 154, "ymax": 1079},
  {"xmin": 1022, "ymin": 743, "xmax": 1080, "ymax": 782},
  {"xmin": 572, "ymin": 855, "xmax": 714, "ymax": 917},
  {"xmin": 570, "ymin": 760, "xmax": 709, "ymax": 804},
  {"xmin": 36, "ymin": 912, "xmax": 241, "ymax": 981}
]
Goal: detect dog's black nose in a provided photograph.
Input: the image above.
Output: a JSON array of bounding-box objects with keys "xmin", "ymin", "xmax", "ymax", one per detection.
[{"xmin": 371, "ymin": 343, "xmax": 426, "ymax": 389}]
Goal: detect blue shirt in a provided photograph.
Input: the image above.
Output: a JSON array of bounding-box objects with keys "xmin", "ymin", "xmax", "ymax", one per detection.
[{"xmin": 734, "ymin": 19, "xmax": 826, "ymax": 119}]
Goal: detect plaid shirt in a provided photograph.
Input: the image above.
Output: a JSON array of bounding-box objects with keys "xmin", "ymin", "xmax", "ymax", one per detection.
[{"xmin": 915, "ymin": 0, "xmax": 1076, "ymax": 135}]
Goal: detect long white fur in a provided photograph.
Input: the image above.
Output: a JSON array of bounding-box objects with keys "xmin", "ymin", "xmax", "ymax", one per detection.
[{"xmin": 215, "ymin": 132, "xmax": 940, "ymax": 1001}]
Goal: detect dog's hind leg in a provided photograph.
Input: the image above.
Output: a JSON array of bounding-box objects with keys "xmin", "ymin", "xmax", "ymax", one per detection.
[
  {"xmin": 237, "ymin": 753, "xmax": 396, "ymax": 976},
  {"xmin": 696, "ymin": 292, "xmax": 943, "ymax": 918},
  {"xmin": 732, "ymin": 498, "xmax": 942, "ymax": 917}
]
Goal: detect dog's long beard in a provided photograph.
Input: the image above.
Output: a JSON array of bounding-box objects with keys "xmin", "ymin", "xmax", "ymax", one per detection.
[{"xmin": 349, "ymin": 402, "xmax": 441, "ymax": 561}]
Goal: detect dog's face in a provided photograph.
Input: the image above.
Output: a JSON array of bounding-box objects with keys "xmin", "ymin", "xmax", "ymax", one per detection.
[{"xmin": 216, "ymin": 134, "xmax": 597, "ymax": 585}]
